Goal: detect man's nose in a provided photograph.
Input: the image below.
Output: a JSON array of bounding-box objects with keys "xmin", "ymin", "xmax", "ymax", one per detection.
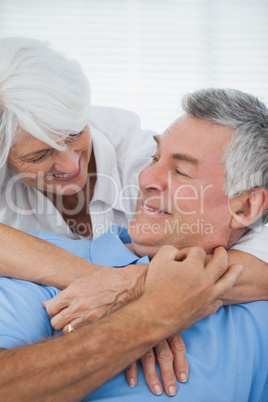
[
  {"xmin": 139, "ymin": 163, "xmax": 167, "ymax": 192},
  {"xmin": 53, "ymin": 150, "xmax": 80, "ymax": 173}
]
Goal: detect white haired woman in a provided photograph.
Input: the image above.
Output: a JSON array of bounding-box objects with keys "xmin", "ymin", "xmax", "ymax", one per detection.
[
  {"xmin": 0, "ymin": 36, "xmax": 157, "ymax": 293},
  {"xmin": 0, "ymin": 37, "xmax": 156, "ymax": 239}
]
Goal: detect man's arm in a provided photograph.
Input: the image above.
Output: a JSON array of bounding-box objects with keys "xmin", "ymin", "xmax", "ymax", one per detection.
[
  {"xmin": 0, "ymin": 247, "xmax": 242, "ymax": 401},
  {"xmin": 0, "ymin": 302, "xmax": 166, "ymax": 402}
]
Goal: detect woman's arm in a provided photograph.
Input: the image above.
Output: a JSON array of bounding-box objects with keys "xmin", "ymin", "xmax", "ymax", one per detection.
[
  {"xmin": 0, "ymin": 224, "xmax": 267, "ymax": 305},
  {"xmin": 0, "ymin": 223, "xmax": 99, "ymax": 288},
  {"xmin": 222, "ymin": 250, "xmax": 268, "ymax": 304},
  {"xmin": 0, "ymin": 224, "xmax": 147, "ymax": 315}
]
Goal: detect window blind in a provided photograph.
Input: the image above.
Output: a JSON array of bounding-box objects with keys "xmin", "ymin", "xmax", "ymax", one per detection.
[{"xmin": 0, "ymin": 0, "xmax": 267, "ymax": 132}]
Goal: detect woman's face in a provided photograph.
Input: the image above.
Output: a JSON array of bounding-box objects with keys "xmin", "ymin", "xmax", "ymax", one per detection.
[{"xmin": 8, "ymin": 125, "xmax": 93, "ymax": 196}]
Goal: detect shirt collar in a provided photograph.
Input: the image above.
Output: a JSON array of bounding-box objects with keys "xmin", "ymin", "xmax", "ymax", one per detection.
[{"xmin": 90, "ymin": 225, "xmax": 149, "ymax": 267}]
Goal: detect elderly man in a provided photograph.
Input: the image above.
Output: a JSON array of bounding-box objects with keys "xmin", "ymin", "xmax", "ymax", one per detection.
[{"xmin": 0, "ymin": 88, "xmax": 268, "ymax": 401}]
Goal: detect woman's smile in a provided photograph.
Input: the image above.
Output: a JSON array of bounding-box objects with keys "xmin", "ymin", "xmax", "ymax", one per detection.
[{"xmin": 8, "ymin": 126, "xmax": 93, "ymax": 195}]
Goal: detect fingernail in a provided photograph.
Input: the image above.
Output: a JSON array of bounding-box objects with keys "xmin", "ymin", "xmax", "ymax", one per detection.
[
  {"xmin": 154, "ymin": 385, "xmax": 162, "ymax": 395},
  {"xmin": 168, "ymin": 386, "xmax": 176, "ymax": 396},
  {"xmin": 129, "ymin": 378, "xmax": 136, "ymax": 387},
  {"xmin": 179, "ymin": 373, "xmax": 187, "ymax": 382}
]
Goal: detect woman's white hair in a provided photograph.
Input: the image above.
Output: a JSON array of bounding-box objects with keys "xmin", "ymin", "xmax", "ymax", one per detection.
[
  {"xmin": 0, "ymin": 37, "xmax": 91, "ymax": 186},
  {"xmin": 182, "ymin": 88, "xmax": 268, "ymax": 227}
]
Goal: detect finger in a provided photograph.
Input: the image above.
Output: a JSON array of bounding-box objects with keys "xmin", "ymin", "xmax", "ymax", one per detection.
[
  {"xmin": 51, "ymin": 306, "xmax": 77, "ymax": 331},
  {"xmin": 60, "ymin": 301, "xmax": 110, "ymax": 333},
  {"xmin": 211, "ymin": 264, "xmax": 243, "ymax": 299},
  {"xmin": 62, "ymin": 317, "xmax": 83, "ymax": 334},
  {"xmin": 181, "ymin": 246, "xmax": 206, "ymax": 266},
  {"xmin": 62, "ymin": 311, "xmax": 102, "ymax": 334},
  {"xmin": 125, "ymin": 362, "xmax": 138, "ymax": 388},
  {"xmin": 152, "ymin": 245, "xmax": 187, "ymax": 266},
  {"xmin": 155, "ymin": 340, "xmax": 177, "ymax": 396},
  {"xmin": 141, "ymin": 349, "xmax": 163, "ymax": 396},
  {"xmin": 168, "ymin": 333, "xmax": 189, "ymax": 383},
  {"xmin": 44, "ymin": 292, "xmax": 69, "ymax": 318},
  {"xmin": 202, "ymin": 299, "xmax": 223, "ymax": 318},
  {"xmin": 51, "ymin": 296, "xmax": 97, "ymax": 330},
  {"xmin": 205, "ymin": 246, "xmax": 228, "ymax": 281}
]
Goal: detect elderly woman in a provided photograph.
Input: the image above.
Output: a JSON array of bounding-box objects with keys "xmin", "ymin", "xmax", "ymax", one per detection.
[
  {"xmin": 1, "ymin": 37, "xmax": 156, "ymax": 239},
  {"xmin": 0, "ymin": 37, "xmax": 267, "ymax": 395}
]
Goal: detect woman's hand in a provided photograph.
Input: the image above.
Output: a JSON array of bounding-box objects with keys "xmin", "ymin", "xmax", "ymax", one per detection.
[
  {"xmin": 125, "ymin": 333, "xmax": 188, "ymax": 396},
  {"xmin": 44, "ymin": 264, "xmax": 148, "ymax": 332}
]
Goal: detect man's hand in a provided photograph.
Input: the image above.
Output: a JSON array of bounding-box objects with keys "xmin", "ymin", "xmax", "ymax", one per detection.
[
  {"xmin": 124, "ymin": 245, "xmax": 243, "ymax": 397},
  {"xmin": 44, "ymin": 264, "xmax": 148, "ymax": 332},
  {"xmin": 125, "ymin": 333, "xmax": 188, "ymax": 396},
  {"xmin": 143, "ymin": 245, "xmax": 243, "ymax": 334}
]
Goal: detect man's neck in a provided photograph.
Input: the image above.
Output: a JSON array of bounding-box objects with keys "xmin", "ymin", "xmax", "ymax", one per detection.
[{"xmin": 125, "ymin": 242, "xmax": 142, "ymax": 257}]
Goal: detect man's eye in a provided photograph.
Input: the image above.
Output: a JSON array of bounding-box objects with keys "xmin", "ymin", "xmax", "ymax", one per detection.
[{"xmin": 175, "ymin": 169, "xmax": 188, "ymax": 177}]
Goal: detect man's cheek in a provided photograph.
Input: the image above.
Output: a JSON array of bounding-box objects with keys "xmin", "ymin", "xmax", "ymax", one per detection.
[{"xmin": 173, "ymin": 184, "xmax": 199, "ymax": 216}]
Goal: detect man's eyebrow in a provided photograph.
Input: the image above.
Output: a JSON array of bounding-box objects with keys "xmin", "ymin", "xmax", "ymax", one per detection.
[
  {"xmin": 172, "ymin": 153, "xmax": 199, "ymax": 164},
  {"xmin": 153, "ymin": 135, "xmax": 198, "ymax": 164}
]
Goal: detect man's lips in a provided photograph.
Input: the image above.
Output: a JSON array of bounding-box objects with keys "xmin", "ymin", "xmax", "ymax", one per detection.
[{"xmin": 141, "ymin": 202, "xmax": 171, "ymax": 215}]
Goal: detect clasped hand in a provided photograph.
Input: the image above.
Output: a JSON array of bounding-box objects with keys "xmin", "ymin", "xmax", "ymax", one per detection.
[{"xmin": 44, "ymin": 245, "xmax": 242, "ymax": 396}]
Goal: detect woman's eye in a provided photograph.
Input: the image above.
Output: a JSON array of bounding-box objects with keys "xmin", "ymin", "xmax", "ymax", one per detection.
[
  {"xmin": 66, "ymin": 131, "xmax": 83, "ymax": 142},
  {"xmin": 31, "ymin": 152, "xmax": 48, "ymax": 163},
  {"xmin": 151, "ymin": 154, "xmax": 159, "ymax": 162}
]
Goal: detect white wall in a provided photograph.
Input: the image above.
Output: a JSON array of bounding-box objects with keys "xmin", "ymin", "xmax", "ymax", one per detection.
[{"xmin": 1, "ymin": 0, "xmax": 268, "ymax": 132}]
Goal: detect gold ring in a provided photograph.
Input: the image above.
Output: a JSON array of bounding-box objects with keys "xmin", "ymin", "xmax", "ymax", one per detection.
[{"xmin": 67, "ymin": 324, "xmax": 75, "ymax": 333}]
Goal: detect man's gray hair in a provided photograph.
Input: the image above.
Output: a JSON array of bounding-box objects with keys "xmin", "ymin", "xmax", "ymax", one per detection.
[
  {"xmin": 182, "ymin": 88, "xmax": 268, "ymax": 227},
  {"xmin": 0, "ymin": 37, "xmax": 91, "ymax": 186}
]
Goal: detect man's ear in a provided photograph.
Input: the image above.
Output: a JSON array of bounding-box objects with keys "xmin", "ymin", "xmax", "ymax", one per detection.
[{"xmin": 229, "ymin": 188, "xmax": 268, "ymax": 229}]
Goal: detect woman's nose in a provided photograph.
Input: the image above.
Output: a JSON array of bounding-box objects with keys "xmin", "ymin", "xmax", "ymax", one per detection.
[{"xmin": 53, "ymin": 150, "xmax": 80, "ymax": 173}]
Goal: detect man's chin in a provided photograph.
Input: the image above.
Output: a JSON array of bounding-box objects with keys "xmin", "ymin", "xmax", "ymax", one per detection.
[{"xmin": 131, "ymin": 241, "xmax": 159, "ymax": 260}]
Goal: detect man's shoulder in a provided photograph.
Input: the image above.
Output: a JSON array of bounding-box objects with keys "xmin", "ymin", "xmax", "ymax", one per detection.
[
  {"xmin": 28, "ymin": 231, "xmax": 91, "ymax": 260},
  {"xmin": 184, "ymin": 301, "xmax": 268, "ymax": 355},
  {"xmin": 190, "ymin": 301, "xmax": 268, "ymax": 333},
  {"xmin": 89, "ymin": 301, "xmax": 268, "ymax": 402},
  {"xmin": 0, "ymin": 277, "xmax": 57, "ymax": 349},
  {"xmin": 178, "ymin": 301, "xmax": 268, "ymax": 401}
]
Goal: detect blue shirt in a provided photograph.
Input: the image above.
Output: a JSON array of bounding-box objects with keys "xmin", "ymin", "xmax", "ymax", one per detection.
[{"xmin": 0, "ymin": 225, "xmax": 267, "ymax": 401}]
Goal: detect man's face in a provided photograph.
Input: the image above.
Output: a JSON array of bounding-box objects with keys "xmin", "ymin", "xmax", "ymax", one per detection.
[{"xmin": 128, "ymin": 115, "xmax": 236, "ymax": 257}]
